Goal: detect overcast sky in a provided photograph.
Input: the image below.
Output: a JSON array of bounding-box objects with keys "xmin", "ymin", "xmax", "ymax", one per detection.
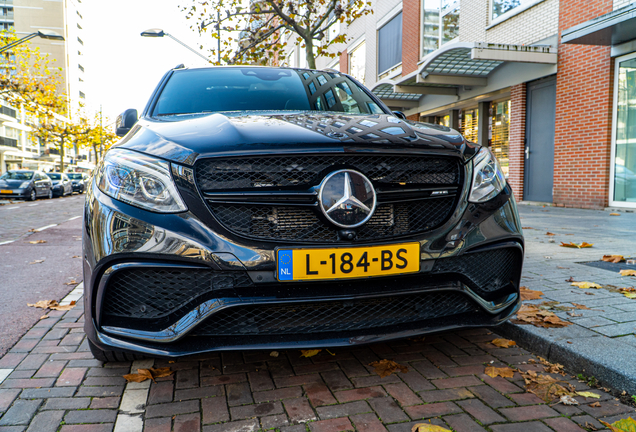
[{"xmin": 82, "ymin": 0, "xmax": 212, "ymax": 123}]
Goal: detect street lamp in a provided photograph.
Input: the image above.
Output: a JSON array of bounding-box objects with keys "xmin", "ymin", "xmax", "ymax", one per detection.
[
  {"xmin": 0, "ymin": 30, "xmax": 65, "ymax": 54},
  {"xmin": 140, "ymin": 28, "xmax": 211, "ymax": 64}
]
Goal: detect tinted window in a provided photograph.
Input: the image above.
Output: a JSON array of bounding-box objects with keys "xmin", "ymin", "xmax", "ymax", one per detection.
[
  {"xmin": 154, "ymin": 67, "xmax": 384, "ymax": 116},
  {"xmin": 68, "ymin": 174, "xmax": 82, "ymax": 180},
  {"xmin": 1, "ymin": 171, "xmax": 33, "ymax": 180},
  {"xmin": 48, "ymin": 173, "xmax": 61, "ymax": 180}
]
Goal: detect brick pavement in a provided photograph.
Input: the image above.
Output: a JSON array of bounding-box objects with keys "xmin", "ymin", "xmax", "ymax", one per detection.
[{"xmin": 0, "ymin": 293, "xmax": 633, "ymax": 431}]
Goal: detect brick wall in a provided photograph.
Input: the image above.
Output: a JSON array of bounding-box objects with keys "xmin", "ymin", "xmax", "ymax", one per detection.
[
  {"xmin": 486, "ymin": 0, "xmax": 559, "ymax": 45},
  {"xmin": 339, "ymin": 49, "xmax": 348, "ymax": 74},
  {"xmin": 553, "ymin": 0, "xmax": 614, "ymax": 209},
  {"xmin": 508, "ymin": 84, "xmax": 526, "ymax": 200},
  {"xmin": 402, "ymin": 0, "xmax": 420, "ymax": 75}
]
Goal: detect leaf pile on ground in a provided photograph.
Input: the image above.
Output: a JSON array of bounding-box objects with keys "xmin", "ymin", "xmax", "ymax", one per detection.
[
  {"xmin": 369, "ymin": 359, "xmax": 408, "ymax": 378},
  {"xmin": 603, "ymin": 255, "xmax": 625, "ymax": 263},
  {"xmin": 27, "ymin": 300, "xmax": 76, "ymax": 311},
  {"xmin": 485, "ymin": 366, "xmax": 515, "ymax": 378},
  {"xmin": 519, "ymin": 287, "xmax": 543, "ymax": 301},
  {"xmin": 512, "ymin": 304, "xmax": 571, "ymax": 328},
  {"xmin": 123, "ymin": 367, "xmax": 173, "ymax": 383},
  {"xmin": 521, "ymin": 370, "xmax": 574, "ymax": 403},
  {"xmin": 560, "ymin": 241, "xmax": 594, "ymax": 248},
  {"xmin": 571, "ymin": 281, "xmax": 602, "ymax": 289},
  {"xmin": 529, "ymin": 356, "xmax": 566, "ymax": 375},
  {"xmin": 620, "ymin": 269, "xmax": 636, "ymax": 277},
  {"xmin": 491, "ymin": 338, "xmax": 516, "ymax": 348},
  {"xmin": 619, "ymin": 287, "xmax": 636, "ymax": 299},
  {"xmin": 601, "ymin": 417, "xmax": 636, "ymax": 431}
]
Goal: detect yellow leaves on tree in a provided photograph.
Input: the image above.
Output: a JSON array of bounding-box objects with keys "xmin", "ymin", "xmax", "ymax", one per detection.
[
  {"xmin": 600, "ymin": 417, "xmax": 636, "ymax": 432},
  {"xmin": 519, "ymin": 287, "xmax": 543, "ymax": 301},
  {"xmin": 485, "ymin": 366, "xmax": 515, "ymax": 379},
  {"xmin": 27, "ymin": 300, "xmax": 76, "ymax": 311},
  {"xmin": 369, "ymin": 359, "xmax": 408, "ymax": 378},
  {"xmin": 491, "ymin": 338, "xmax": 516, "ymax": 348},
  {"xmin": 513, "ymin": 305, "xmax": 571, "ymax": 328},
  {"xmin": 560, "ymin": 242, "xmax": 594, "ymax": 248},
  {"xmin": 603, "ymin": 255, "xmax": 625, "ymax": 263},
  {"xmin": 123, "ymin": 367, "xmax": 174, "ymax": 383},
  {"xmin": 571, "ymin": 282, "xmax": 602, "ymax": 289}
]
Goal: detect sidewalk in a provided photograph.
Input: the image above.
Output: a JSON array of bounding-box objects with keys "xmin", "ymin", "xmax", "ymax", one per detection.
[
  {"xmin": 0, "ymin": 205, "xmax": 635, "ymax": 431},
  {"xmin": 497, "ymin": 204, "xmax": 636, "ymax": 394}
]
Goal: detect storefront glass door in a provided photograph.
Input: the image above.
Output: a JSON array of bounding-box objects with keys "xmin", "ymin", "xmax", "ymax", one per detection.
[{"xmin": 612, "ymin": 54, "xmax": 636, "ymax": 206}]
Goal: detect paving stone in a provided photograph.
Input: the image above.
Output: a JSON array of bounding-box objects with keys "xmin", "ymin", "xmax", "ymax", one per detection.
[
  {"xmin": 382, "ymin": 383, "xmax": 422, "ymax": 406},
  {"xmin": 398, "ymin": 370, "xmax": 435, "ymax": 392},
  {"xmin": 230, "ymin": 401, "xmax": 283, "ymax": 420},
  {"xmin": 431, "ymin": 376, "xmax": 482, "ymax": 389},
  {"xmin": 253, "ymin": 386, "xmax": 302, "ymax": 403},
  {"xmin": 174, "ymin": 413, "xmax": 200, "ymax": 432},
  {"xmin": 146, "ymin": 400, "xmax": 199, "ymax": 418},
  {"xmin": 33, "ymin": 361, "xmax": 66, "ymax": 378},
  {"xmin": 0, "ymin": 389, "xmax": 20, "ymax": 411},
  {"xmin": 443, "ymin": 413, "xmax": 487, "ymax": 432},
  {"xmin": 10, "ymin": 339, "xmax": 38, "ymax": 353},
  {"xmin": 489, "ymin": 422, "xmax": 553, "ymax": 432},
  {"xmin": 305, "ymin": 383, "xmax": 337, "ymax": 407},
  {"xmin": 59, "ymin": 333, "xmax": 84, "ymax": 346},
  {"xmin": 321, "ymin": 370, "xmax": 353, "ymax": 391},
  {"xmin": 176, "ymin": 368, "xmax": 199, "ymax": 389},
  {"xmin": 248, "ymin": 371, "xmax": 274, "ymax": 392},
  {"xmin": 368, "ymin": 397, "xmax": 409, "ymax": 423},
  {"xmin": 203, "ymin": 419, "xmax": 259, "ymax": 432},
  {"xmin": 90, "ymin": 397, "xmax": 120, "ymax": 409},
  {"xmin": 338, "ymin": 360, "xmax": 369, "ymax": 378},
  {"xmin": 261, "ymin": 414, "xmax": 289, "ymax": 429},
  {"xmin": 227, "ymin": 382, "xmax": 253, "ymax": 406},
  {"xmin": 42, "ymin": 397, "xmax": 90, "ymax": 410},
  {"xmin": 543, "ymin": 416, "xmax": 589, "ymax": 432},
  {"xmin": 385, "ymin": 418, "xmax": 449, "ymax": 432},
  {"xmin": 579, "ymin": 400, "xmax": 634, "ymax": 417},
  {"xmin": 202, "ymin": 396, "xmax": 229, "ymax": 424},
  {"xmin": 316, "ymin": 401, "xmax": 371, "ymax": 420},
  {"xmin": 283, "ymin": 397, "xmax": 317, "ymax": 423},
  {"xmin": 144, "ymin": 417, "xmax": 172, "ymax": 432},
  {"xmin": 273, "ymin": 374, "xmax": 323, "ymax": 388},
  {"xmin": 1, "ymin": 378, "xmax": 55, "ymax": 389},
  {"xmin": 60, "ymin": 425, "xmax": 114, "ymax": 432},
  {"xmin": 64, "ymin": 409, "xmax": 118, "ymax": 424},
  {"xmin": 457, "ymin": 399, "xmax": 506, "ymax": 425},
  {"xmin": 56, "ymin": 367, "xmax": 86, "ymax": 386},
  {"xmin": 404, "ymin": 401, "xmax": 462, "ymax": 419},
  {"xmin": 410, "ymin": 360, "xmax": 447, "ymax": 380},
  {"xmin": 76, "ymin": 385, "xmax": 124, "ymax": 397},
  {"xmin": 0, "ymin": 354, "xmax": 27, "ymax": 369},
  {"xmin": 350, "ymin": 375, "xmax": 401, "ymax": 388},
  {"xmin": 19, "ymin": 387, "xmax": 75, "ymax": 399},
  {"xmin": 335, "ymin": 386, "xmax": 386, "ymax": 403},
  {"xmin": 82, "ymin": 376, "xmax": 126, "ymax": 386},
  {"xmin": 6, "ymin": 371, "xmax": 33, "ymax": 380},
  {"xmin": 478, "ymin": 375, "xmax": 524, "ymax": 394},
  {"xmin": 15, "ymin": 354, "xmax": 49, "ymax": 371},
  {"xmin": 498, "ymin": 405, "xmax": 560, "ymax": 421},
  {"xmin": 441, "ymin": 364, "xmax": 488, "ymax": 377},
  {"xmin": 508, "ymin": 392, "xmax": 545, "ymax": 406},
  {"xmin": 281, "ymin": 425, "xmax": 308, "ymax": 432},
  {"xmin": 0, "ymin": 399, "xmax": 42, "ymax": 425},
  {"xmin": 148, "ymin": 381, "xmax": 173, "ymax": 405},
  {"xmin": 309, "ymin": 417, "xmax": 354, "ymax": 432},
  {"xmin": 418, "ymin": 387, "xmax": 474, "ymax": 403},
  {"xmin": 25, "ymin": 410, "xmax": 64, "ymax": 432},
  {"xmin": 174, "ymin": 385, "xmax": 223, "ymax": 401},
  {"xmin": 202, "ymin": 373, "xmax": 246, "ymax": 387},
  {"xmin": 570, "ymin": 415, "xmax": 605, "ymax": 430},
  {"xmin": 468, "ymin": 384, "xmax": 515, "ymax": 408},
  {"xmin": 350, "ymin": 413, "xmax": 387, "ymax": 432}
]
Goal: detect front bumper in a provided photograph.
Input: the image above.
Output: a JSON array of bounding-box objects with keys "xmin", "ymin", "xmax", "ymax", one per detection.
[
  {"xmin": 0, "ymin": 188, "xmax": 30, "ymax": 199},
  {"xmin": 83, "ymin": 179, "xmax": 524, "ymax": 357}
]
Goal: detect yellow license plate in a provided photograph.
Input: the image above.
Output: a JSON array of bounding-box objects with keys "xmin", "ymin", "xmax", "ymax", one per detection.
[
  {"xmin": 0, "ymin": 190, "xmax": 12, "ymax": 194},
  {"xmin": 277, "ymin": 243, "xmax": 420, "ymax": 281}
]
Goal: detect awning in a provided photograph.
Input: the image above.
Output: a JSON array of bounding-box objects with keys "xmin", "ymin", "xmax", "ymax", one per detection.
[
  {"xmin": 371, "ymin": 42, "xmax": 557, "ymax": 110},
  {"xmin": 561, "ymin": 3, "xmax": 636, "ymax": 46}
]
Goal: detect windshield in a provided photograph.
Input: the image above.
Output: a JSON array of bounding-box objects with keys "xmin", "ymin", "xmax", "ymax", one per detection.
[
  {"xmin": 67, "ymin": 174, "xmax": 82, "ymax": 180},
  {"xmin": 153, "ymin": 67, "xmax": 385, "ymax": 116},
  {"xmin": 48, "ymin": 173, "xmax": 61, "ymax": 180},
  {"xmin": 1, "ymin": 171, "xmax": 33, "ymax": 180}
]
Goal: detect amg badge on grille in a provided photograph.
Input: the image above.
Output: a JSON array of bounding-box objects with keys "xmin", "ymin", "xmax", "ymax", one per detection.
[{"xmin": 318, "ymin": 169, "xmax": 377, "ymax": 228}]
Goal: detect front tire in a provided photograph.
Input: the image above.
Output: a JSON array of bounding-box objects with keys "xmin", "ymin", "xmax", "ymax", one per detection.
[
  {"xmin": 28, "ymin": 189, "xmax": 36, "ymax": 201},
  {"xmin": 47, "ymin": 189, "xmax": 53, "ymax": 199},
  {"xmin": 88, "ymin": 339, "xmax": 145, "ymax": 362}
]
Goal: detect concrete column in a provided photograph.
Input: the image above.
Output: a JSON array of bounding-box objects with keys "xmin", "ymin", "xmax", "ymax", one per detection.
[
  {"xmin": 477, "ymin": 101, "xmax": 491, "ymax": 147},
  {"xmin": 448, "ymin": 109, "xmax": 460, "ymax": 131},
  {"xmin": 0, "ymin": 151, "xmax": 5, "ymax": 174}
]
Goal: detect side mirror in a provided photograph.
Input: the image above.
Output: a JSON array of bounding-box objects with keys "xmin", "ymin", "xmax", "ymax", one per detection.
[
  {"xmin": 115, "ymin": 109, "xmax": 138, "ymax": 137},
  {"xmin": 393, "ymin": 111, "xmax": 407, "ymax": 120}
]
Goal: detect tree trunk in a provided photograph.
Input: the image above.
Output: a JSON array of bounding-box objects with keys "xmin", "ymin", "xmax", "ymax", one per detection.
[
  {"xmin": 93, "ymin": 143, "xmax": 99, "ymax": 165},
  {"xmin": 59, "ymin": 136, "xmax": 65, "ymax": 172},
  {"xmin": 305, "ymin": 38, "xmax": 316, "ymax": 69}
]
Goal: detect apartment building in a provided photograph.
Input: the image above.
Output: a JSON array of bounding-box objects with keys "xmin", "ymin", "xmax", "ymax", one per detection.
[
  {"xmin": 0, "ymin": 0, "xmax": 92, "ymax": 174},
  {"xmin": 288, "ymin": 0, "xmax": 636, "ymax": 209}
]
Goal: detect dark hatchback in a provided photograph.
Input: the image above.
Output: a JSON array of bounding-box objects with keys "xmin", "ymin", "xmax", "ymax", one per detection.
[
  {"xmin": 0, "ymin": 170, "xmax": 52, "ymax": 200},
  {"xmin": 83, "ymin": 66, "xmax": 524, "ymax": 361}
]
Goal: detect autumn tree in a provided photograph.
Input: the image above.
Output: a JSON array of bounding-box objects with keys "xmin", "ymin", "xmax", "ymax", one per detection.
[
  {"xmin": 74, "ymin": 112, "xmax": 118, "ymax": 165},
  {"xmin": 181, "ymin": 0, "xmax": 372, "ymax": 69}
]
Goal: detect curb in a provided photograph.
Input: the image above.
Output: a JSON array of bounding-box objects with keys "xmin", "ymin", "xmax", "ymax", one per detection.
[{"xmin": 493, "ymin": 321, "xmax": 636, "ymax": 394}]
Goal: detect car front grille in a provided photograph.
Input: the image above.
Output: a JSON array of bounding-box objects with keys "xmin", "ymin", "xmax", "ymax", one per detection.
[
  {"xmin": 191, "ymin": 291, "xmax": 479, "ymax": 336},
  {"xmin": 195, "ymin": 154, "xmax": 463, "ymax": 243}
]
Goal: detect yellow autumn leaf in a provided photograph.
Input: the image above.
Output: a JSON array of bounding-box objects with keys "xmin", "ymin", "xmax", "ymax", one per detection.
[
  {"xmin": 485, "ymin": 366, "xmax": 515, "ymax": 378},
  {"xmin": 576, "ymin": 391, "xmax": 601, "ymax": 398},
  {"xmin": 560, "ymin": 242, "xmax": 593, "ymax": 248},
  {"xmin": 600, "ymin": 417, "xmax": 636, "ymax": 432},
  {"xmin": 571, "ymin": 282, "xmax": 602, "ymax": 289},
  {"xmin": 300, "ymin": 349, "xmax": 321, "ymax": 358},
  {"xmin": 411, "ymin": 424, "xmax": 452, "ymax": 432},
  {"xmin": 491, "ymin": 338, "xmax": 516, "ymax": 348},
  {"xmin": 602, "ymin": 255, "xmax": 625, "ymax": 263},
  {"xmin": 610, "ymin": 213, "xmax": 621, "ymax": 216},
  {"xmin": 620, "ymin": 270, "xmax": 636, "ymax": 277},
  {"xmin": 623, "ymin": 292, "xmax": 636, "ymax": 299}
]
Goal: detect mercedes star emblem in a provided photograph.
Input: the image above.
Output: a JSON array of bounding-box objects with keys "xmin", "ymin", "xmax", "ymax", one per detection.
[{"xmin": 318, "ymin": 169, "xmax": 377, "ymax": 228}]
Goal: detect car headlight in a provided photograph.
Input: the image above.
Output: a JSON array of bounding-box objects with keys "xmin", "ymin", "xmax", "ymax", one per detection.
[
  {"xmin": 468, "ymin": 148, "xmax": 506, "ymax": 203},
  {"xmin": 95, "ymin": 148, "xmax": 187, "ymax": 213},
  {"xmin": 19, "ymin": 181, "xmax": 31, "ymax": 188}
]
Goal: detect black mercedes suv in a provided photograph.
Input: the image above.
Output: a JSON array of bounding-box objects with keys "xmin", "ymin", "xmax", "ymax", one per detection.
[{"xmin": 83, "ymin": 66, "xmax": 523, "ymax": 361}]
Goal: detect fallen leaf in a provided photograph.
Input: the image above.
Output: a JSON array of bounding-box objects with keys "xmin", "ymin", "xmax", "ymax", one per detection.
[
  {"xmin": 546, "ymin": 232, "xmax": 556, "ymax": 236},
  {"xmin": 566, "ymin": 276, "xmax": 576, "ymax": 282},
  {"xmin": 557, "ymin": 266, "xmax": 569, "ymax": 269},
  {"xmin": 560, "ymin": 395, "xmax": 579, "ymax": 405},
  {"xmin": 27, "ymin": 300, "xmax": 76, "ymax": 311},
  {"xmin": 520, "ymin": 287, "xmax": 543, "ymax": 301},
  {"xmin": 620, "ymin": 270, "xmax": 636, "ymax": 277},
  {"xmin": 411, "ymin": 424, "xmax": 452, "ymax": 432},
  {"xmin": 28, "ymin": 240, "xmax": 46, "ymax": 244},
  {"xmin": 571, "ymin": 282, "xmax": 602, "ymax": 289},
  {"xmin": 71, "ymin": 255, "xmax": 80, "ymax": 258},
  {"xmin": 123, "ymin": 367, "xmax": 174, "ymax": 383},
  {"xmin": 64, "ymin": 280, "xmax": 78, "ymax": 286},
  {"xmin": 568, "ymin": 312, "xmax": 582, "ymax": 317},
  {"xmin": 560, "ymin": 242, "xmax": 594, "ymax": 248},
  {"xmin": 600, "ymin": 417, "xmax": 636, "ymax": 432},
  {"xmin": 610, "ymin": 213, "xmax": 621, "ymax": 216},
  {"xmin": 270, "ymin": 351, "xmax": 279, "ymax": 357},
  {"xmin": 369, "ymin": 359, "xmax": 408, "ymax": 378},
  {"xmin": 521, "ymin": 370, "xmax": 573, "ymax": 402},
  {"xmin": 491, "ymin": 338, "xmax": 516, "ymax": 348},
  {"xmin": 522, "ymin": 227, "xmax": 534, "ymax": 229},
  {"xmin": 589, "ymin": 402, "xmax": 601, "ymax": 407},
  {"xmin": 28, "ymin": 260, "xmax": 44, "ymax": 265},
  {"xmin": 514, "ymin": 305, "xmax": 572, "ymax": 328},
  {"xmin": 168, "ymin": 360, "xmax": 175, "ymax": 363},
  {"xmin": 577, "ymin": 391, "xmax": 601, "ymax": 399},
  {"xmin": 149, "ymin": 367, "xmax": 173, "ymax": 379},
  {"xmin": 485, "ymin": 366, "xmax": 515, "ymax": 378},
  {"xmin": 39, "ymin": 315, "xmax": 48, "ymax": 320},
  {"xmin": 572, "ymin": 303, "xmax": 591, "ymax": 310},
  {"xmin": 585, "ymin": 421, "xmax": 600, "ymax": 430},
  {"xmin": 603, "ymin": 255, "xmax": 625, "ymax": 263},
  {"xmin": 300, "ymin": 349, "xmax": 321, "ymax": 358}
]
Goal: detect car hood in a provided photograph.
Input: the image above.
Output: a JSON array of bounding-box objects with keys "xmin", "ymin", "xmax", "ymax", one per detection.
[{"xmin": 116, "ymin": 112, "xmax": 478, "ymax": 166}]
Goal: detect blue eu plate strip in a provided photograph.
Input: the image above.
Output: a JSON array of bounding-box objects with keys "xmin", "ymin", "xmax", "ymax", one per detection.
[{"xmin": 278, "ymin": 249, "xmax": 293, "ymax": 281}]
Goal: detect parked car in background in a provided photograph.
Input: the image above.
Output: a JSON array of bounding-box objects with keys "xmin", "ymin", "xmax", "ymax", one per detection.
[
  {"xmin": 67, "ymin": 173, "xmax": 90, "ymax": 194},
  {"xmin": 84, "ymin": 66, "xmax": 523, "ymax": 361},
  {"xmin": 0, "ymin": 170, "xmax": 53, "ymax": 201},
  {"xmin": 47, "ymin": 172, "xmax": 73, "ymax": 197}
]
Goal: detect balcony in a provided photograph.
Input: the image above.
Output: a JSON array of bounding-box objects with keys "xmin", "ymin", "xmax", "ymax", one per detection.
[{"xmin": 0, "ymin": 136, "xmax": 18, "ymax": 148}]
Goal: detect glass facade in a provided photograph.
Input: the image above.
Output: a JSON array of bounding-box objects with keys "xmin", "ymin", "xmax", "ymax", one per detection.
[
  {"xmin": 422, "ymin": 0, "xmax": 460, "ymax": 57},
  {"xmin": 460, "ymin": 108, "xmax": 479, "ymax": 143},
  {"xmin": 613, "ymin": 56, "xmax": 636, "ymax": 204},
  {"xmin": 491, "ymin": 100, "xmax": 510, "ymax": 178}
]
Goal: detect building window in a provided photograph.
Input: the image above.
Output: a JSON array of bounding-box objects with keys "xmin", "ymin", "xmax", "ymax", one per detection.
[
  {"xmin": 79, "ymin": 91, "xmax": 85, "ymax": 99},
  {"xmin": 612, "ymin": 53, "xmax": 636, "ymax": 206},
  {"xmin": 491, "ymin": 0, "xmax": 542, "ymax": 21},
  {"xmin": 78, "ymin": 64, "xmax": 84, "ymax": 72},
  {"xmin": 378, "ymin": 12, "xmax": 402, "ymax": 75},
  {"xmin": 77, "ymin": 37, "xmax": 83, "ymax": 45},
  {"xmin": 349, "ymin": 41, "xmax": 366, "ymax": 84},
  {"xmin": 491, "ymin": 100, "xmax": 510, "ymax": 178},
  {"xmin": 422, "ymin": 0, "xmax": 459, "ymax": 57},
  {"xmin": 459, "ymin": 108, "xmax": 478, "ymax": 143}
]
